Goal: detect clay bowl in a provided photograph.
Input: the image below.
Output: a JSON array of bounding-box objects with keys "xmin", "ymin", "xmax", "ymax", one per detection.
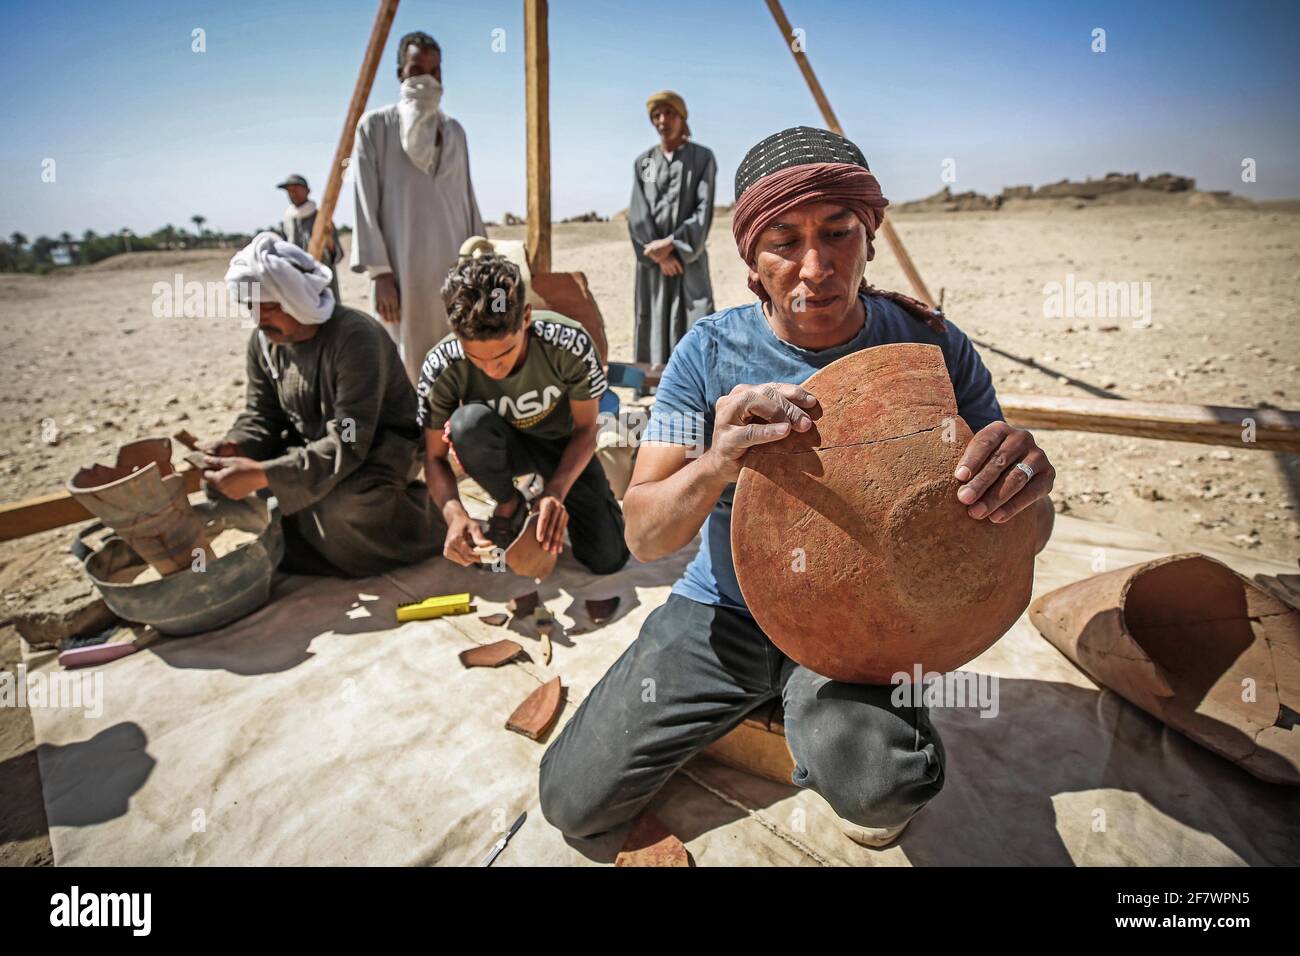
[{"xmin": 731, "ymin": 343, "xmax": 1037, "ymax": 684}]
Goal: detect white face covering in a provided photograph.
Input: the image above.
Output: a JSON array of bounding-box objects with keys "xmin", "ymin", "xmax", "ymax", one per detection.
[{"xmin": 398, "ymin": 74, "xmax": 444, "ymax": 174}]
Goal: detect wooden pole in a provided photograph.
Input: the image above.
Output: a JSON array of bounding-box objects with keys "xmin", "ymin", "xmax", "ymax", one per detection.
[
  {"xmin": 308, "ymin": 0, "xmax": 401, "ymax": 261},
  {"xmin": 525, "ymin": 0, "xmax": 552, "ymax": 274},
  {"xmin": 1000, "ymin": 395, "xmax": 1300, "ymax": 454},
  {"xmin": 763, "ymin": 0, "xmax": 936, "ymax": 308}
]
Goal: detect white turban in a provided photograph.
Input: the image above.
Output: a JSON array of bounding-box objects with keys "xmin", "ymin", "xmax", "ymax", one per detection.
[{"xmin": 225, "ymin": 231, "xmax": 336, "ymax": 325}]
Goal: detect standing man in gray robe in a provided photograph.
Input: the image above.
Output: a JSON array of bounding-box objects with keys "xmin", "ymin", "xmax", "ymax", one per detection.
[
  {"xmin": 351, "ymin": 30, "xmax": 487, "ymax": 384},
  {"xmin": 204, "ymin": 233, "xmax": 445, "ymax": 577},
  {"xmin": 274, "ymin": 173, "xmax": 341, "ymax": 305},
  {"xmin": 628, "ymin": 90, "xmax": 716, "ymax": 366}
]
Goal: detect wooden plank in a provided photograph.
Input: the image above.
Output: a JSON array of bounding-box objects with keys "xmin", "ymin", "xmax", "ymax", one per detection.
[
  {"xmin": 0, "ymin": 469, "xmax": 203, "ymax": 543},
  {"xmin": 308, "ymin": 0, "xmax": 401, "ymax": 260},
  {"xmin": 763, "ymin": 0, "xmax": 936, "ymax": 307},
  {"xmin": 524, "ymin": 0, "xmax": 551, "ymax": 275},
  {"xmin": 704, "ymin": 712, "xmax": 795, "ymax": 785},
  {"xmin": 1000, "ymin": 395, "xmax": 1300, "ymax": 454}
]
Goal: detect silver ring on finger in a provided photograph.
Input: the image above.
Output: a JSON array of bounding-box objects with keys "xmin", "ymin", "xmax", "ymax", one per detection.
[{"xmin": 1013, "ymin": 461, "xmax": 1035, "ymax": 482}]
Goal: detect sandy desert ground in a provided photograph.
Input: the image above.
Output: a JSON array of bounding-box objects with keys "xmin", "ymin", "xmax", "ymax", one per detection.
[{"xmin": 1, "ymin": 200, "xmax": 1298, "ymax": 865}]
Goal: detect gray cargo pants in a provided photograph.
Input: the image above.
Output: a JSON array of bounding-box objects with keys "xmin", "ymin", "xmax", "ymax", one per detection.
[{"xmin": 539, "ymin": 592, "xmax": 946, "ymax": 839}]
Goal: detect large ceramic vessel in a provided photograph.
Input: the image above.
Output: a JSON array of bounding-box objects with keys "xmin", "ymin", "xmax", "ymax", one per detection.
[
  {"xmin": 732, "ymin": 343, "xmax": 1038, "ymax": 684},
  {"xmin": 1030, "ymin": 552, "xmax": 1299, "ymax": 785}
]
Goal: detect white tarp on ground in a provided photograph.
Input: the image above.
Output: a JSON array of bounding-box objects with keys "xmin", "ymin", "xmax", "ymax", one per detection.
[{"xmin": 24, "ymin": 514, "xmax": 1300, "ymax": 866}]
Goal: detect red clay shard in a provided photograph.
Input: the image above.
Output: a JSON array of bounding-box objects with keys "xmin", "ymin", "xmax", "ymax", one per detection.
[
  {"xmin": 505, "ymin": 513, "xmax": 557, "ymax": 580},
  {"xmin": 508, "ymin": 591, "xmax": 540, "ymax": 618},
  {"xmin": 585, "ymin": 596, "xmax": 621, "ymax": 624},
  {"xmin": 615, "ymin": 812, "xmax": 690, "ymax": 867},
  {"xmin": 459, "ymin": 639, "xmax": 523, "ymax": 669},
  {"xmin": 505, "ymin": 676, "xmax": 563, "ymax": 741}
]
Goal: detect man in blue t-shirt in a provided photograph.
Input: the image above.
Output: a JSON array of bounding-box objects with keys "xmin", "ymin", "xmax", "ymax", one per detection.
[{"xmin": 540, "ymin": 127, "xmax": 1056, "ymax": 849}]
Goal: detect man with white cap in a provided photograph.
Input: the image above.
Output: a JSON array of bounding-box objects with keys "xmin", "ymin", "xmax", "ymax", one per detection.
[
  {"xmin": 274, "ymin": 173, "xmax": 342, "ymax": 305},
  {"xmin": 203, "ymin": 232, "xmax": 445, "ymax": 576},
  {"xmin": 350, "ymin": 30, "xmax": 487, "ymax": 384}
]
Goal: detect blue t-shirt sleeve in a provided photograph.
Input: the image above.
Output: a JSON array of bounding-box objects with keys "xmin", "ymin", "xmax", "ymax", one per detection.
[
  {"xmin": 642, "ymin": 326, "xmax": 711, "ymax": 446},
  {"xmin": 943, "ymin": 320, "xmax": 1003, "ymax": 432}
]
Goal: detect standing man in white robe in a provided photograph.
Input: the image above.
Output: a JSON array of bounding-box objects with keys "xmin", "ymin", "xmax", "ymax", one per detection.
[{"xmin": 351, "ymin": 31, "xmax": 487, "ymax": 383}]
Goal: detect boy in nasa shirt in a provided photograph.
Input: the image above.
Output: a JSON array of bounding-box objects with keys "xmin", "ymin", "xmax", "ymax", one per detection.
[{"xmin": 418, "ymin": 255, "xmax": 630, "ymax": 575}]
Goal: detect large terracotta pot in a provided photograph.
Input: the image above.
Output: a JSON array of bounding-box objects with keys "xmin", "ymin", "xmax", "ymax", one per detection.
[
  {"xmin": 1030, "ymin": 552, "xmax": 1300, "ymax": 785},
  {"xmin": 731, "ymin": 343, "xmax": 1038, "ymax": 684}
]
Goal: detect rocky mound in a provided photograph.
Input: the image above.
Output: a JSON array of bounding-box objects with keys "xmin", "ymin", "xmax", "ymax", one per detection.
[{"xmin": 893, "ymin": 172, "xmax": 1246, "ymax": 213}]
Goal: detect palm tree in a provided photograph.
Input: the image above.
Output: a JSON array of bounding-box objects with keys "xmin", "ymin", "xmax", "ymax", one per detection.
[
  {"xmin": 9, "ymin": 232, "xmax": 26, "ymax": 251},
  {"xmin": 191, "ymin": 215, "xmax": 206, "ymax": 246}
]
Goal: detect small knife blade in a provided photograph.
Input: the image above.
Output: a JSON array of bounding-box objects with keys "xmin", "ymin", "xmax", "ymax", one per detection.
[{"xmin": 480, "ymin": 811, "xmax": 527, "ymax": 867}]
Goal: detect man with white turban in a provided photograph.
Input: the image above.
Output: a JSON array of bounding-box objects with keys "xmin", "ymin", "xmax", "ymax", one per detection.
[
  {"xmin": 350, "ymin": 30, "xmax": 487, "ymax": 384},
  {"xmin": 204, "ymin": 233, "xmax": 445, "ymax": 576}
]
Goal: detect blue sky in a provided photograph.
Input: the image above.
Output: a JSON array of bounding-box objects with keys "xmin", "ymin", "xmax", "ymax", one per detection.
[{"xmin": 1, "ymin": 0, "xmax": 1297, "ymax": 238}]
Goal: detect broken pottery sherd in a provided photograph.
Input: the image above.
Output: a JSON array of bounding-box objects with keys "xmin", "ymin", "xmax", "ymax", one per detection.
[
  {"xmin": 459, "ymin": 639, "xmax": 524, "ymax": 669},
  {"xmin": 615, "ymin": 812, "xmax": 691, "ymax": 867},
  {"xmin": 478, "ymin": 612, "xmax": 510, "ymax": 627},
  {"xmin": 731, "ymin": 343, "xmax": 1038, "ymax": 684},
  {"xmin": 1030, "ymin": 552, "xmax": 1300, "ymax": 785},
  {"xmin": 585, "ymin": 596, "xmax": 621, "ymax": 624},
  {"xmin": 505, "ymin": 677, "xmax": 564, "ymax": 741},
  {"xmin": 68, "ymin": 437, "xmax": 214, "ymax": 575},
  {"xmin": 505, "ymin": 513, "xmax": 557, "ymax": 580},
  {"xmin": 508, "ymin": 591, "xmax": 540, "ymax": 618}
]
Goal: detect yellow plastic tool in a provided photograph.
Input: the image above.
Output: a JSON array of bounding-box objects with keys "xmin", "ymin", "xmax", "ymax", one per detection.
[{"xmin": 396, "ymin": 593, "xmax": 473, "ymax": 622}]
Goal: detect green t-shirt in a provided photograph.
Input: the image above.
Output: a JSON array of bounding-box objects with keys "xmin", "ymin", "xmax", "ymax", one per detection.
[{"xmin": 416, "ymin": 311, "xmax": 607, "ymax": 441}]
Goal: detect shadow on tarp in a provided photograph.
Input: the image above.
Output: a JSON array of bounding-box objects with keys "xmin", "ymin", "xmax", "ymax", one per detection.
[
  {"xmin": 904, "ymin": 676, "xmax": 1300, "ymax": 866},
  {"xmin": 139, "ymin": 536, "xmax": 696, "ymax": 679},
  {"xmin": 147, "ymin": 571, "xmax": 412, "ymax": 677},
  {"xmin": 35, "ymin": 721, "xmax": 154, "ymax": 829},
  {"xmin": 559, "ymin": 674, "xmax": 1300, "ymax": 866},
  {"xmin": 388, "ymin": 540, "xmax": 698, "ymax": 640}
]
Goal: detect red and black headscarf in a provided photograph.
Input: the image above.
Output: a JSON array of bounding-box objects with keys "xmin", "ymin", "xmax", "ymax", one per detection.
[{"xmin": 732, "ymin": 126, "xmax": 945, "ymax": 333}]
